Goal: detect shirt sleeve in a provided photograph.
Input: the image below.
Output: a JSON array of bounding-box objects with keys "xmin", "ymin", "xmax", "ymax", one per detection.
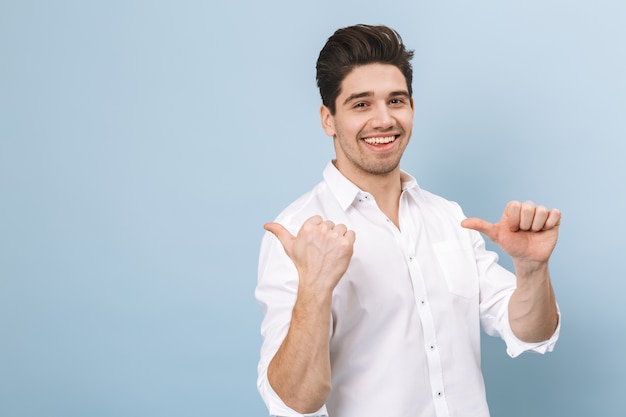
[
  {"xmin": 500, "ymin": 298, "xmax": 561, "ymax": 358},
  {"xmin": 255, "ymin": 229, "xmax": 329, "ymax": 417}
]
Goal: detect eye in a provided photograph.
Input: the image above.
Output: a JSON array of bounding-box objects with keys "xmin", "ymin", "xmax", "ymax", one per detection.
[
  {"xmin": 389, "ymin": 98, "xmax": 405, "ymax": 105},
  {"xmin": 354, "ymin": 102, "xmax": 368, "ymax": 108}
]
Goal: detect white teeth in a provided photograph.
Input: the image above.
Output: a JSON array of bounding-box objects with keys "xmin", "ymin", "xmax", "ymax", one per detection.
[{"xmin": 363, "ymin": 136, "xmax": 396, "ymax": 145}]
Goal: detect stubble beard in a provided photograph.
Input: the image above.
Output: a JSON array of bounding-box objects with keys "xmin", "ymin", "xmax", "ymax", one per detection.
[{"xmin": 338, "ymin": 138, "xmax": 406, "ymax": 177}]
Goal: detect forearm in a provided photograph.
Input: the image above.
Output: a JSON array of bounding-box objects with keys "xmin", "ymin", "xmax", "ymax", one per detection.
[
  {"xmin": 267, "ymin": 289, "xmax": 333, "ymax": 414},
  {"xmin": 508, "ymin": 261, "xmax": 558, "ymax": 342}
]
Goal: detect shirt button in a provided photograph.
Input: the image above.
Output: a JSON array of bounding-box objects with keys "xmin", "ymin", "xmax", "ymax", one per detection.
[
  {"xmin": 420, "ymin": 300, "xmax": 426, "ymax": 306},
  {"xmin": 429, "ymin": 344, "xmax": 436, "ymax": 351},
  {"xmin": 437, "ymin": 391, "xmax": 443, "ymax": 398}
]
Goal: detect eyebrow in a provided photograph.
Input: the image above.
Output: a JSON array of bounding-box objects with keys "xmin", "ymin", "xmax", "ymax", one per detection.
[
  {"xmin": 342, "ymin": 90, "xmax": 411, "ymax": 106},
  {"xmin": 343, "ymin": 91, "xmax": 373, "ymax": 105}
]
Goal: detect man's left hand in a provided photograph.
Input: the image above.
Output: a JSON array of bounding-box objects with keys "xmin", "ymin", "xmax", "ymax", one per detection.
[{"xmin": 461, "ymin": 200, "xmax": 561, "ymax": 265}]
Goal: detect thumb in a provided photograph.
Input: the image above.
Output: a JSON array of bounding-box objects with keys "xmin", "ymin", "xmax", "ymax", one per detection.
[
  {"xmin": 461, "ymin": 217, "xmax": 495, "ymax": 239},
  {"xmin": 264, "ymin": 222, "xmax": 295, "ymax": 255}
]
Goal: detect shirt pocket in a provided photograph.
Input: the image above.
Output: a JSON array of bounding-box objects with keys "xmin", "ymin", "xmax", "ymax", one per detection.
[{"xmin": 432, "ymin": 240, "xmax": 479, "ymax": 298}]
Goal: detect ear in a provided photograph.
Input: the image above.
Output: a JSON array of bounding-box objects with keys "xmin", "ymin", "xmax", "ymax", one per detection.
[{"xmin": 320, "ymin": 105, "xmax": 335, "ymax": 137}]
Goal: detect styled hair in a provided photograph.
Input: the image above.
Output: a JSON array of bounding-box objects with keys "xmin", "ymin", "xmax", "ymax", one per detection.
[{"xmin": 316, "ymin": 24, "xmax": 414, "ymax": 114}]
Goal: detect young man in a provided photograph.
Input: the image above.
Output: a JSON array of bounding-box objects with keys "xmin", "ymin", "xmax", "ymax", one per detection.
[{"xmin": 256, "ymin": 24, "xmax": 560, "ymax": 417}]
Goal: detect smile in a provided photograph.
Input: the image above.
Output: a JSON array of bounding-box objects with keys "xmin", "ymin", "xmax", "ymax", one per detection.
[{"xmin": 362, "ymin": 135, "xmax": 396, "ymax": 145}]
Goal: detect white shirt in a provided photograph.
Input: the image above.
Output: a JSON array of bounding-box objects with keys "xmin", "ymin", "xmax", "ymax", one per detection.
[{"xmin": 256, "ymin": 162, "xmax": 560, "ymax": 417}]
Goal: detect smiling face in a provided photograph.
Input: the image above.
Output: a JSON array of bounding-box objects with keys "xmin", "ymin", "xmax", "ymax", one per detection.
[{"xmin": 321, "ymin": 63, "xmax": 414, "ymax": 185}]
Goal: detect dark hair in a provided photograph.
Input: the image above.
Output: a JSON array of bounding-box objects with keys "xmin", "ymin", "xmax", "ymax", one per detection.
[{"xmin": 316, "ymin": 24, "xmax": 414, "ymax": 114}]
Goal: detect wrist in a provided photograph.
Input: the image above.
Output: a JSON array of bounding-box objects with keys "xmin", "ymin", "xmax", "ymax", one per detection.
[{"xmin": 513, "ymin": 258, "xmax": 549, "ymax": 279}]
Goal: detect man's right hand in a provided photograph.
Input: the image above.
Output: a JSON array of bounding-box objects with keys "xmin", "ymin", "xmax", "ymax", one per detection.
[{"xmin": 264, "ymin": 215, "xmax": 356, "ymax": 294}]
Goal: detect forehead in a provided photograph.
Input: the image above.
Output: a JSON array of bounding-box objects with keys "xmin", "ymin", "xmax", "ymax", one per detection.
[{"xmin": 339, "ymin": 63, "xmax": 409, "ymax": 97}]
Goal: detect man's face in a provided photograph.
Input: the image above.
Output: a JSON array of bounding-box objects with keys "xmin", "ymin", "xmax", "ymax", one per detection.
[{"xmin": 321, "ymin": 63, "xmax": 414, "ymax": 182}]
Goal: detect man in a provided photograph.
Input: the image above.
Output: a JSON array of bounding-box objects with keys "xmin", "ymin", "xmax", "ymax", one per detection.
[{"xmin": 256, "ymin": 24, "xmax": 560, "ymax": 417}]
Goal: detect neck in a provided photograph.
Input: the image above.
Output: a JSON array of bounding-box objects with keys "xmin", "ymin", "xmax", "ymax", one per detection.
[
  {"xmin": 368, "ymin": 174, "xmax": 402, "ymax": 229},
  {"xmin": 337, "ymin": 163, "xmax": 403, "ymax": 228}
]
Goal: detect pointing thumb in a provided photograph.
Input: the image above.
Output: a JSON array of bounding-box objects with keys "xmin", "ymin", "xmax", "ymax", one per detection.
[
  {"xmin": 461, "ymin": 217, "xmax": 494, "ymax": 238},
  {"xmin": 264, "ymin": 222, "xmax": 295, "ymax": 254}
]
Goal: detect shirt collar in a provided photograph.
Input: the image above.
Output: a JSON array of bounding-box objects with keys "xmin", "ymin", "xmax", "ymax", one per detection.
[{"xmin": 322, "ymin": 161, "xmax": 420, "ymax": 211}]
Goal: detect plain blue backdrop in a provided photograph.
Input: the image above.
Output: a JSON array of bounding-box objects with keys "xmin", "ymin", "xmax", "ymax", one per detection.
[{"xmin": 1, "ymin": 1, "xmax": 624, "ymax": 416}]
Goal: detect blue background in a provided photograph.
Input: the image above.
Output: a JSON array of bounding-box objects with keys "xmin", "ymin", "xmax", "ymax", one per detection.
[{"xmin": 1, "ymin": 1, "xmax": 624, "ymax": 416}]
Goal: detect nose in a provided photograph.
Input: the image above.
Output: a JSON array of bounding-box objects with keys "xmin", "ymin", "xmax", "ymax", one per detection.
[{"xmin": 371, "ymin": 103, "xmax": 394, "ymax": 129}]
